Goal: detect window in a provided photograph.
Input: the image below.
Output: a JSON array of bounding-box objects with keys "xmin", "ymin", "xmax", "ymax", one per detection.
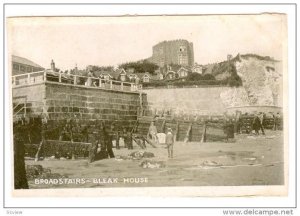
[
  {"xmin": 20, "ymin": 65, "xmax": 25, "ymax": 72},
  {"xmin": 13, "ymin": 63, "xmax": 19, "ymax": 70},
  {"xmin": 179, "ymin": 46, "xmax": 186, "ymax": 52},
  {"xmin": 27, "ymin": 66, "xmax": 32, "ymax": 72},
  {"xmin": 179, "ymin": 56, "xmax": 187, "ymax": 65},
  {"xmin": 120, "ymin": 74, "xmax": 126, "ymax": 82},
  {"xmin": 143, "ymin": 76, "xmax": 150, "ymax": 83}
]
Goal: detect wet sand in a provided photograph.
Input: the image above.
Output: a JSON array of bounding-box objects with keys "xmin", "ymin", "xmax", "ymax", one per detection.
[{"xmin": 26, "ymin": 130, "xmax": 284, "ymax": 188}]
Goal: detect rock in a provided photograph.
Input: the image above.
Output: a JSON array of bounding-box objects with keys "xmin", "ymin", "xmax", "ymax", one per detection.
[
  {"xmin": 115, "ymin": 155, "xmax": 131, "ymax": 161},
  {"xmin": 202, "ymin": 160, "xmax": 222, "ymax": 167},
  {"xmin": 139, "ymin": 160, "xmax": 165, "ymax": 169},
  {"xmin": 129, "ymin": 151, "xmax": 155, "ymax": 160},
  {"xmin": 243, "ymin": 157, "xmax": 257, "ymax": 161},
  {"xmin": 143, "ymin": 152, "xmax": 155, "ymax": 158},
  {"xmin": 26, "ymin": 164, "xmax": 68, "ymax": 180},
  {"xmin": 26, "ymin": 165, "xmax": 44, "ymax": 180}
]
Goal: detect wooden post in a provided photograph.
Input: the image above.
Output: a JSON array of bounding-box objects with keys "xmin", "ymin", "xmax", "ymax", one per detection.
[
  {"xmin": 139, "ymin": 92, "xmax": 144, "ymax": 117},
  {"xmin": 70, "ymin": 130, "xmax": 75, "ymax": 160},
  {"xmin": 74, "ymin": 75, "xmax": 77, "ymax": 85},
  {"xmin": 99, "ymin": 78, "xmax": 102, "ymax": 87},
  {"xmin": 131, "ymin": 119, "xmax": 139, "ymax": 134},
  {"xmin": 121, "ymin": 82, "xmax": 124, "ymax": 91},
  {"xmin": 184, "ymin": 123, "xmax": 192, "ymax": 143},
  {"xmin": 200, "ymin": 121, "xmax": 207, "ymax": 143},
  {"xmin": 27, "ymin": 73, "xmax": 30, "ymax": 84},
  {"xmin": 35, "ymin": 122, "xmax": 46, "ymax": 162},
  {"xmin": 43, "ymin": 71, "xmax": 47, "ymax": 81},
  {"xmin": 161, "ymin": 119, "xmax": 166, "ymax": 133},
  {"xmin": 132, "ymin": 136, "xmax": 146, "ymax": 149},
  {"xmin": 13, "ymin": 76, "xmax": 16, "ymax": 86},
  {"xmin": 144, "ymin": 136, "xmax": 157, "ymax": 148},
  {"xmin": 24, "ymin": 98, "xmax": 27, "ymax": 117},
  {"xmin": 110, "ymin": 80, "xmax": 113, "ymax": 89},
  {"xmin": 59, "ymin": 73, "xmax": 62, "ymax": 82},
  {"xmin": 175, "ymin": 121, "xmax": 179, "ymax": 141}
]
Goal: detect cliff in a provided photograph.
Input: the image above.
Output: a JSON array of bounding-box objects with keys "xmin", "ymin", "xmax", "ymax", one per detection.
[
  {"xmin": 143, "ymin": 54, "xmax": 283, "ymax": 116},
  {"xmin": 220, "ymin": 54, "xmax": 283, "ymax": 108}
]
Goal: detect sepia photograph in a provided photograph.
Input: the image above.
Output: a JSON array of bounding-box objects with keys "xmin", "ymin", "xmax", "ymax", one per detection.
[{"xmin": 7, "ymin": 13, "xmax": 289, "ymax": 199}]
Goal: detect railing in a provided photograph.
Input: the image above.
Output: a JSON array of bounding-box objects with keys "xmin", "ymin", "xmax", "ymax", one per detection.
[
  {"xmin": 12, "ymin": 70, "xmax": 142, "ymax": 92},
  {"xmin": 145, "ymin": 104, "xmax": 223, "ymax": 116},
  {"xmin": 13, "ymin": 100, "xmax": 44, "ymax": 119},
  {"xmin": 13, "ymin": 103, "xmax": 26, "ymax": 117},
  {"xmin": 12, "ymin": 71, "xmax": 45, "ymax": 86}
]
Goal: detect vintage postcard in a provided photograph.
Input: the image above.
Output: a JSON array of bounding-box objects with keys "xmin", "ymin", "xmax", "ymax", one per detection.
[{"xmin": 7, "ymin": 14, "xmax": 288, "ymax": 197}]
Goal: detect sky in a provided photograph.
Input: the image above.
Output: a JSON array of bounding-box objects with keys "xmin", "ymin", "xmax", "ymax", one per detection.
[{"xmin": 8, "ymin": 14, "xmax": 286, "ymax": 70}]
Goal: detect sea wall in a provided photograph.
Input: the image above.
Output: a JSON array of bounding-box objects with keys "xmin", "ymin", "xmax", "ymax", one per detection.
[
  {"xmin": 143, "ymin": 85, "xmax": 282, "ymax": 117},
  {"xmin": 142, "ymin": 87, "xmax": 231, "ymax": 116},
  {"xmin": 12, "ymin": 82, "xmax": 146, "ymax": 127}
]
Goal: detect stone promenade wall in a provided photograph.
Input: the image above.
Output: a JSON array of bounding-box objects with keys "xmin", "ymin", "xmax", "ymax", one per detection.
[
  {"xmin": 13, "ymin": 82, "xmax": 146, "ymax": 129},
  {"xmin": 142, "ymin": 87, "xmax": 231, "ymax": 116}
]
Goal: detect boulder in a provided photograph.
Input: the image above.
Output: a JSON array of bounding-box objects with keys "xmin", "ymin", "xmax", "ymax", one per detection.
[
  {"xmin": 129, "ymin": 151, "xmax": 154, "ymax": 160},
  {"xmin": 139, "ymin": 160, "xmax": 165, "ymax": 169}
]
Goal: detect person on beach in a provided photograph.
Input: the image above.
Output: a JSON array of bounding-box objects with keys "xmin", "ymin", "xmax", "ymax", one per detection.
[{"xmin": 165, "ymin": 128, "xmax": 174, "ymax": 158}]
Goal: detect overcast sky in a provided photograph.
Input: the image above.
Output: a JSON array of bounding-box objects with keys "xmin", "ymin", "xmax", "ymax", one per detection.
[{"xmin": 8, "ymin": 14, "xmax": 286, "ymax": 70}]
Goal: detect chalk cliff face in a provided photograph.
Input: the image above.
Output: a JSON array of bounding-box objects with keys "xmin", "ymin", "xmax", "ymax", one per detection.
[{"xmin": 220, "ymin": 55, "xmax": 283, "ymax": 108}]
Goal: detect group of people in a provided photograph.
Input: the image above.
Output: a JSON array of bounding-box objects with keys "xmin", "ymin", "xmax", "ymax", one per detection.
[
  {"xmin": 148, "ymin": 121, "xmax": 174, "ymax": 158},
  {"xmin": 57, "ymin": 120, "xmax": 136, "ymax": 162},
  {"xmin": 88, "ymin": 121, "xmax": 115, "ymax": 163},
  {"xmin": 252, "ymin": 113, "xmax": 266, "ymax": 135},
  {"xmin": 15, "ymin": 115, "xmax": 137, "ymax": 162},
  {"xmin": 16, "ymin": 110, "xmax": 282, "ymax": 163},
  {"xmin": 223, "ymin": 111, "xmax": 282, "ymax": 139}
]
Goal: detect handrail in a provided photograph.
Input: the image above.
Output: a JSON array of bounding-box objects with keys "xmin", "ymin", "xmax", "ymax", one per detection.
[
  {"xmin": 13, "ymin": 101, "xmax": 25, "ymax": 110},
  {"xmin": 12, "ymin": 70, "xmax": 142, "ymax": 92},
  {"xmin": 13, "ymin": 106, "xmax": 25, "ymax": 117},
  {"xmin": 13, "ymin": 100, "xmax": 44, "ymax": 118},
  {"xmin": 13, "ymin": 70, "xmax": 45, "ymax": 78}
]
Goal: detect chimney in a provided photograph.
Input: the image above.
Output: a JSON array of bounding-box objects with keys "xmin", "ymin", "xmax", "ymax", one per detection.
[
  {"xmin": 51, "ymin": 59, "xmax": 55, "ymax": 71},
  {"xmin": 74, "ymin": 63, "xmax": 78, "ymax": 74}
]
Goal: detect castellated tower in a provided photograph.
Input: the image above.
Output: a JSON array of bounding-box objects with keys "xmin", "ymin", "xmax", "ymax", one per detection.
[{"xmin": 150, "ymin": 39, "xmax": 194, "ymax": 67}]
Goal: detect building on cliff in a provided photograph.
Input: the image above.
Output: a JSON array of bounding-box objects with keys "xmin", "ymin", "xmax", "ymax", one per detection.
[
  {"xmin": 12, "ymin": 55, "xmax": 45, "ymax": 76},
  {"xmin": 148, "ymin": 39, "xmax": 194, "ymax": 67}
]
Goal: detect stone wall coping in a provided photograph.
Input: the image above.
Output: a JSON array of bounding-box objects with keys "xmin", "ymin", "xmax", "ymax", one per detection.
[
  {"xmin": 45, "ymin": 81, "xmax": 143, "ymax": 95},
  {"xmin": 12, "ymin": 70, "xmax": 144, "ymax": 94},
  {"xmin": 12, "ymin": 80, "xmax": 146, "ymax": 95}
]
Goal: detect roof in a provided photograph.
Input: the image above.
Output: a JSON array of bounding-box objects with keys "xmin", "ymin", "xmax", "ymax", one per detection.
[
  {"xmin": 135, "ymin": 73, "xmax": 146, "ymax": 79},
  {"xmin": 193, "ymin": 64, "xmax": 202, "ymax": 68},
  {"xmin": 115, "ymin": 68, "xmax": 126, "ymax": 74},
  {"xmin": 90, "ymin": 70, "xmax": 119, "ymax": 79},
  {"xmin": 166, "ymin": 70, "xmax": 176, "ymax": 74},
  {"xmin": 12, "ymin": 55, "xmax": 44, "ymax": 69},
  {"xmin": 134, "ymin": 72, "xmax": 153, "ymax": 79},
  {"xmin": 177, "ymin": 67, "xmax": 189, "ymax": 72}
]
